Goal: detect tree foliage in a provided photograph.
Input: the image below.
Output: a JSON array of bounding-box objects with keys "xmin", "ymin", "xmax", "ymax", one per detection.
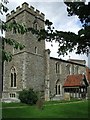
[
  {"xmin": 64, "ymin": 0, "xmax": 90, "ymax": 55},
  {"xmin": 37, "ymin": 0, "xmax": 90, "ymax": 56}
]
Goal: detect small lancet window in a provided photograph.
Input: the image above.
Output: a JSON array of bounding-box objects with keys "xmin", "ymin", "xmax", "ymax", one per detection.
[
  {"xmin": 56, "ymin": 62, "xmax": 60, "ymax": 73},
  {"xmin": 34, "ymin": 23, "xmax": 38, "ymax": 30},
  {"xmin": 33, "ymin": 17, "xmax": 38, "ymax": 30},
  {"xmin": 35, "ymin": 47, "xmax": 38, "ymax": 54},
  {"xmin": 11, "ymin": 67, "xmax": 17, "ymax": 87},
  {"xmin": 33, "ymin": 23, "xmax": 38, "ymax": 30}
]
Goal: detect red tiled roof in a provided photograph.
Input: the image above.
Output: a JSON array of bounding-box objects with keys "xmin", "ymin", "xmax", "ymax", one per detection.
[
  {"xmin": 86, "ymin": 67, "xmax": 90, "ymax": 83},
  {"xmin": 63, "ymin": 74, "xmax": 84, "ymax": 87}
]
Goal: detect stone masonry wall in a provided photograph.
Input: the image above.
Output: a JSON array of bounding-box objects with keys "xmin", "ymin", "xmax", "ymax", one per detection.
[{"xmin": 49, "ymin": 58, "xmax": 86, "ymax": 100}]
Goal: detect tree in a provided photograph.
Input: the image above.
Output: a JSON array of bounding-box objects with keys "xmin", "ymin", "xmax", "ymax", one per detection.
[
  {"xmin": 37, "ymin": 0, "xmax": 90, "ymax": 56},
  {"xmin": 64, "ymin": 0, "xmax": 90, "ymax": 55}
]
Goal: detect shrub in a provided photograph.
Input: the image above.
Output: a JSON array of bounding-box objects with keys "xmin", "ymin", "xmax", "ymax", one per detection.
[{"xmin": 18, "ymin": 88, "xmax": 38, "ymax": 105}]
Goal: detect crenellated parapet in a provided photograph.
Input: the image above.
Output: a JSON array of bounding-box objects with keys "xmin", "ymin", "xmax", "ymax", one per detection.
[{"xmin": 6, "ymin": 2, "xmax": 45, "ymax": 22}]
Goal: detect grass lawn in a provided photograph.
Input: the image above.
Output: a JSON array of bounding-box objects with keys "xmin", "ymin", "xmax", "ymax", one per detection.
[
  {"xmin": 2, "ymin": 100, "xmax": 89, "ymax": 118},
  {"xmin": 0, "ymin": 102, "xmax": 2, "ymax": 120}
]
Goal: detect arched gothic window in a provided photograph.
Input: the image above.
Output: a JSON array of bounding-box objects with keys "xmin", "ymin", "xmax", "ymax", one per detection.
[
  {"xmin": 55, "ymin": 79, "xmax": 61, "ymax": 95},
  {"xmin": 11, "ymin": 67, "xmax": 17, "ymax": 87},
  {"xmin": 56, "ymin": 62, "xmax": 62, "ymax": 74}
]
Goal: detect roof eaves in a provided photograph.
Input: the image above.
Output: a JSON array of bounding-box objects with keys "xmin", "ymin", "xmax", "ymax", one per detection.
[{"xmin": 50, "ymin": 57, "xmax": 85, "ymax": 67}]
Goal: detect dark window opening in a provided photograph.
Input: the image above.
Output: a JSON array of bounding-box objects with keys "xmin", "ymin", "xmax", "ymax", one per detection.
[
  {"xmin": 56, "ymin": 85, "xmax": 57, "ymax": 95},
  {"xmin": 11, "ymin": 67, "xmax": 17, "ymax": 87},
  {"xmin": 35, "ymin": 47, "xmax": 37, "ymax": 53},
  {"xmin": 14, "ymin": 73, "xmax": 16, "ymax": 87},
  {"xmin": 11, "ymin": 73, "xmax": 13, "ymax": 87},
  {"xmin": 10, "ymin": 93, "xmax": 15, "ymax": 98},
  {"xmin": 58, "ymin": 85, "xmax": 60, "ymax": 94},
  {"xmin": 56, "ymin": 84, "xmax": 61, "ymax": 95}
]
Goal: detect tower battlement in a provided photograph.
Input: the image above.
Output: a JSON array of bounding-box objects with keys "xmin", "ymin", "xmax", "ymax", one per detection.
[{"xmin": 6, "ymin": 2, "xmax": 45, "ymax": 21}]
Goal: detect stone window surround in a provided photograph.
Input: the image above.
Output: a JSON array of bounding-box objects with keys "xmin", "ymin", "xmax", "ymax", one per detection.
[
  {"xmin": 66, "ymin": 64, "xmax": 79, "ymax": 75},
  {"xmin": 9, "ymin": 93, "xmax": 16, "ymax": 98},
  {"xmin": 56, "ymin": 62, "xmax": 62, "ymax": 74},
  {"xmin": 10, "ymin": 66, "xmax": 17, "ymax": 88},
  {"xmin": 55, "ymin": 79, "xmax": 62, "ymax": 96}
]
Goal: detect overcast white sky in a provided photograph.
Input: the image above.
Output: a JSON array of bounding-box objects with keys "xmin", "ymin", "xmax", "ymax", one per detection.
[{"xmin": 2, "ymin": 0, "xmax": 90, "ymax": 66}]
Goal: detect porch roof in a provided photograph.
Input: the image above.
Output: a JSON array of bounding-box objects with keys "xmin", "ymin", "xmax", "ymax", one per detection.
[{"xmin": 63, "ymin": 74, "xmax": 84, "ymax": 87}]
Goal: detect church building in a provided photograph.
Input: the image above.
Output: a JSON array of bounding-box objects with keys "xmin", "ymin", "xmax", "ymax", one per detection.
[{"xmin": 2, "ymin": 2, "xmax": 90, "ymax": 102}]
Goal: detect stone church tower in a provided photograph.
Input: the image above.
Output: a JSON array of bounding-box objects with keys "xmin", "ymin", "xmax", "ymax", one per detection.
[{"xmin": 3, "ymin": 2, "xmax": 46, "ymax": 101}]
